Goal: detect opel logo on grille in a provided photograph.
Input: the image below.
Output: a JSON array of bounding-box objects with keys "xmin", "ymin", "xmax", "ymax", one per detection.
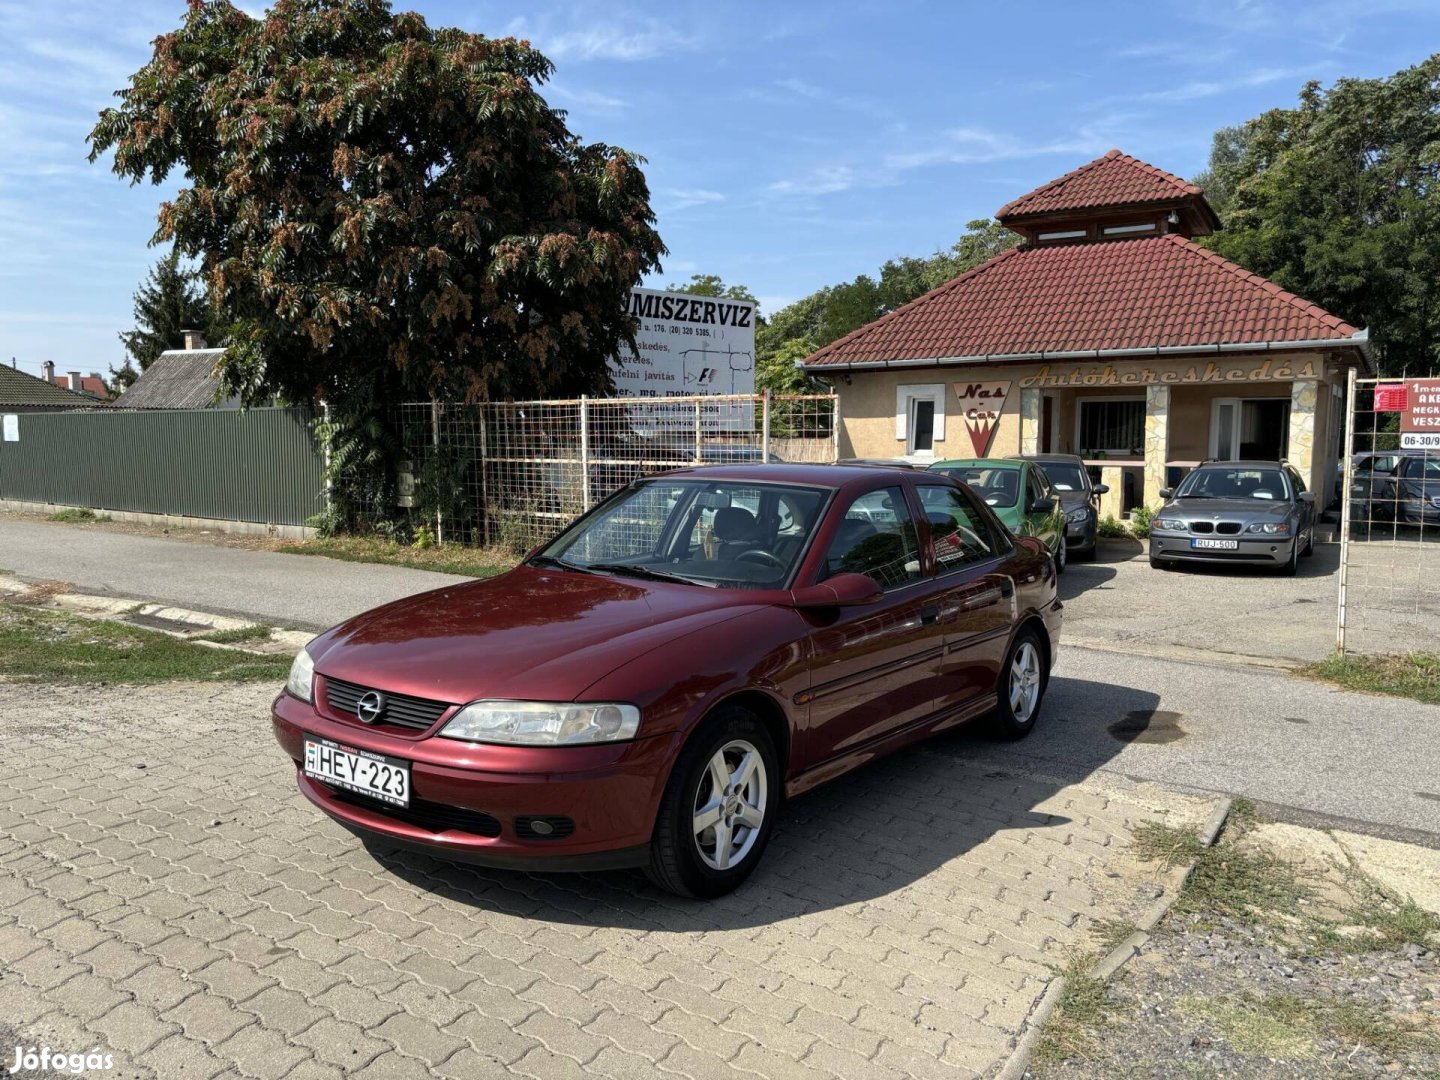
[{"xmin": 355, "ymin": 691, "xmax": 386, "ymax": 725}]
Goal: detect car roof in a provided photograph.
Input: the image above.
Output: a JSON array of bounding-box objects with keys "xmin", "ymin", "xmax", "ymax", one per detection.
[
  {"xmin": 1019, "ymin": 453, "xmax": 1083, "ymax": 464},
  {"xmin": 1193, "ymin": 460, "xmax": 1287, "ymax": 470},
  {"xmin": 653, "ymin": 463, "xmax": 926, "ymax": 488},
  {"xmin": 930, "ymin": 458, "xmax": 1023, "ymax": 470}
]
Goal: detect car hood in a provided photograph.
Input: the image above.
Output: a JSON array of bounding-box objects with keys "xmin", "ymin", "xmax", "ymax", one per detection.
[
  {"xmin": 309, "ymin": 566, "xmax": 761, "ymax": 704},
  {"xmin": 1166, "ymin": 497, "xmax": 1293, "ymax": 519}
]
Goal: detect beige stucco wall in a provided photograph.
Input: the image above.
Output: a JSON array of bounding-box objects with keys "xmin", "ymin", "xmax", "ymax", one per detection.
[{"xmin": 829, "ymin": 351, "xmax": 1346, "ymax": 501}]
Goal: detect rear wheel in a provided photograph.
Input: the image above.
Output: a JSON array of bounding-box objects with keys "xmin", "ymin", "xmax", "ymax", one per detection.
[
  {"xmin": 647, "ymin": 707, "xmax": 778, "ymax": 899},
  {"xmin": 989, "ymin": 628, "xmax": 1049, "ymax": 740}
]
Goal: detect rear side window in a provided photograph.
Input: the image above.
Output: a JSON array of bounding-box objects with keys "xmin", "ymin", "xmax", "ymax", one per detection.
[
  {"xmin": 917, "ymin": 485, "xmax": 1000, "ymax": 572},
  {"xmin": 823, "ymin": 486, "xmax": 923, "ymax": 589}
]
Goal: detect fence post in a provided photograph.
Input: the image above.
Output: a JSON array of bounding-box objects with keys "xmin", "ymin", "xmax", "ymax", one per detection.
[
  {"xmin": 831, "ymin": 394, "xmax": 841, "ymax": 464},
  {"xmin": 1336, "ymin": 366, "xmax": 1357, "ymax": 655},
  {"xmin": 761, "ymin": 391, "xmax": 771, "ymax": 461},
  {"xmin": 580, "ymin": 396, "xmax": 591, "ymax": 511},
  {"xmin": 694, "ymin": 399, "xmax": 702, "ymax": 465},
  {"xmin": 320, "ymin": 400, "xmax": 333, "ymax": 520},
  {"xmin": 430, "ymin": 400, "xmax": 444, "ymax": 545},
  {"xmin": 479, "ymin": 405, "xmax": 490, "ymax": 548}
]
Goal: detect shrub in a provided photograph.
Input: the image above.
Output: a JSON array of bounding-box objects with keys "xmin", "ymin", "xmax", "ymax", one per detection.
[{"xmin": 1129, "ymin": 505, "xmax": 1155, "ymax": 538}]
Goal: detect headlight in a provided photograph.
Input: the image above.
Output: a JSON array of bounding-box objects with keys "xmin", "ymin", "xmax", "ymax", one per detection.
[
  {"xmin": 440, "ymin": 701, "xmax": 640, "ymax": 746},
  {"xmin": 1246, "ymin": 521, "xmax": 1292, "ymax": 534},
  {"xmin": 286, "ymin": 647, "xmax": 315, "ymax": 702},
  {"xmin": 1153, "ymin": 517, "xmax": 1186, "ymax": 531},
  {"xmin": 1065, "ymin": 507, "xmax": 1090, "ymax": 524}
]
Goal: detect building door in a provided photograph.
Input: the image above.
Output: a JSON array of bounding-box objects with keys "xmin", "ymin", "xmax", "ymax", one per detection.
[
  {"xmin": 1041, "ymin": 395, "xmax": 1055, "ymax": 453},
  {"xmin": 1211, "ymin": 398, "xmax": 1290, "ymax": 461}
]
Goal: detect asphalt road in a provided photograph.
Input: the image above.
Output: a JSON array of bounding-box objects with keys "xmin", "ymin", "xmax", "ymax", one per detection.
[
  {"xmin": 2, "ymin": 514, "xmax": 1436, "ymax": 843},
  {"xmin": 0, "ymin": 518, "xmax": 467, "ymax": 629}
]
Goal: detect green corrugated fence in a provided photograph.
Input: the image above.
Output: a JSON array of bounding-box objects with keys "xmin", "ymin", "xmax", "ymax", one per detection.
[{"xmin": 0, "ymin": 407, "xmax": 327, "ymax": 526}]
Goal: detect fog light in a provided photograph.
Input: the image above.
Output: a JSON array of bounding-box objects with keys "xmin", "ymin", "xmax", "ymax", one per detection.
[{"xmin": 529, "ymin": 819, "xmax": 553, "ymax": 835}]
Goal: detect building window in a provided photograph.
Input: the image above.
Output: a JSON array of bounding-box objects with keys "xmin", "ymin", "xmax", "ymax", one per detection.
[
  {"xmin": 1102, "ymin": 222, "xmax": 1157, "ymax": 236},
  {"xmin": 895, "ymin": 384, "xmax": 945, "ymax": 457},
  {"xmin": 1037, "ymin": 229, "xmax": 1087, "ymax": 242},
  {"xmin": 1077, "ymin": 398, "xmax": 1144, "ymax": 456}
]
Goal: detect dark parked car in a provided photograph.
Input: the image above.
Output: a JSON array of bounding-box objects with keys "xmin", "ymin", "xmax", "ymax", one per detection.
[
  {"xmin": 1149, "ymin": 461, "xmax": 1317, "ymax": 575},
  {"xmin": 1020, "ymin": 453, "xmax": 1110, "ymax": 561},
  {"xmin": 273, "ymin": 465, "xmax": 1061, "ymax": 898},
  {"xmin": 1353, "ymin": 451, "xmax": 1440, "ymax": 528}
]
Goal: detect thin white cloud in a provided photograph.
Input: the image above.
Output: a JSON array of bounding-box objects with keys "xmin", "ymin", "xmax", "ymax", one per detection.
[
  {"xmin": 547, "ymin": 84, "xmax": 627, "ymax": 113},
  {"xmin": 1129, "ymin": 66, "xmax": 1317, "ymax": 104},
  {"xmin": 768, "ymin": 165, "xmax": 858, "ymax": 197},
  {"xmin": 505, "ymin": 15, "xmax": 697, "ymax": 62},
  {"xmin": 662, "ymin": 188, "xmax": 726, "ymax": 211}
]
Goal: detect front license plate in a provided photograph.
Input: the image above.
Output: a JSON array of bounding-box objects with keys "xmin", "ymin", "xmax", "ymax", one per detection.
[
  {"xmin": 304, "ymin": 738, "xmax": 410, "ymax": 807},
  {"xmin": 1191, "ymin": 538, "xmax": 1239, "ymax": 550}
]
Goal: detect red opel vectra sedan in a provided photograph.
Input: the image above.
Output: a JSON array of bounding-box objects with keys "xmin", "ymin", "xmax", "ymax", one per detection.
[{"xmin": 272, "ymin": 465, "xmax": 1061, "ymax": 898}]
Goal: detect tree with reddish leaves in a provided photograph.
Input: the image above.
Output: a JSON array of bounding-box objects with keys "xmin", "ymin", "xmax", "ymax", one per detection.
[{"xmin": 88, "ymin": 0, "xmax": 666, "ymax": 413}]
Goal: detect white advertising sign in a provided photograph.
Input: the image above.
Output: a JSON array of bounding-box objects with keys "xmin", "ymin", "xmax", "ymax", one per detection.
[
  {"xmin": 612, "ymin": 287, "xmax": 755, "ymax": 396},
  {"xmin": 2, "ymin": 414, "xmax": 17, "ymax": 442}
]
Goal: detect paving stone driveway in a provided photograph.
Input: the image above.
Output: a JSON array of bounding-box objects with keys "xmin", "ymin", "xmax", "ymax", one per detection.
[{"xmin": 0, "ymin": 682, "xmax": 1217, "ymax": 1079}]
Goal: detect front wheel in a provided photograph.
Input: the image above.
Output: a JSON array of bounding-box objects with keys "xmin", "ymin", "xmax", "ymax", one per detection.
[
  {"xmin": 1054, "ymin": 538, "xmax": 1067, "ymax": 575},
  {"xmin": 1278, "ymin": 538, "xmax": 1300, "ymax": 577},
  {"xmin": 647, "ymin": 707, "xmax": 778, "ymax": 898},
  {"xmin": 989, "ymin": 629, "xmax": 1050, "ymax": 740}
]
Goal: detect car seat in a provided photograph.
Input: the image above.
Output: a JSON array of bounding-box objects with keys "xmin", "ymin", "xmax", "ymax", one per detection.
[{"xmin": 712, "ymin": 506, "xmax": 760, "ymax": 559}]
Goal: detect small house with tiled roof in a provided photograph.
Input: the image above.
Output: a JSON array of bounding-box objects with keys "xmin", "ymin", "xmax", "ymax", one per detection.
[
  {"xmin": 802, "ymin": 149, "xmax": 1371, "ymax": 508},
  {"xmin": 0, "ymin": 363, "xmax": 101, "ymax": 413}
]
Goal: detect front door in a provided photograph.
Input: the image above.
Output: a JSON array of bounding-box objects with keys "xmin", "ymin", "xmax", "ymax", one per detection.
[
  {"xmin": 799, "ymin": 485, "xmax": 947, "ymax": 771},
  {"xmin": 916, "ymin": 483, "xmax": 1015, "ymax": 713}
]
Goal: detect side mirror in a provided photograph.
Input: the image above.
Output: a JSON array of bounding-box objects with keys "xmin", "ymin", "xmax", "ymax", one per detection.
[
  {"xmin": 1092, "ymin": 483, "xmax": 1110, "ymax": 496},
  {"xmin": 1299, "ymin": 491, "xmax": 1316, "ymax": 503},
  {"xmin": 1030, "ymin": 497, "xmax": 1056, "ymax": 513},
  {"xmin": 1158, "ymin": 488, "xmax": 1173, "ymax": 500},
  {"xmin": 791, "ymin": 572, "xmax": 883, "ymax": 609}
]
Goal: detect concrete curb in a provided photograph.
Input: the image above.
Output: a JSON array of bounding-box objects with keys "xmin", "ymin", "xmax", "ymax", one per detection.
[{"xmin": 994, "ymin": 797, "xmax": 1234, "ymax": 1080}]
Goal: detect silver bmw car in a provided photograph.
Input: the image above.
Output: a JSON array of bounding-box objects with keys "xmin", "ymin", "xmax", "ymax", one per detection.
[{"xmin": 1148, "ymin": 461, "xmax": 1317, "ymax": 576}]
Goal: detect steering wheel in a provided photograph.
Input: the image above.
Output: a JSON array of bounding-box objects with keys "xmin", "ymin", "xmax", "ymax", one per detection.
[{"xmin": 736, "ymin": 549, "xmax": 785, "ymax": 569}]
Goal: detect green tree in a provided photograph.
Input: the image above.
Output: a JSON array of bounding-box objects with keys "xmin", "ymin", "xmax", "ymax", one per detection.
[
  {"xmin": 666, "ymin": 274, "xmax": 758, "ymax": 304},
  {"xmin": 1199, "ymin": 56, "xmax": 1440, "ymax": 375},
  {"xmin": 116, "ymin": 249, "xmax": 215, "ymax": 373},
  {"xmin": 88, "ymin": 0, "xmax": 665, "ymax": 414}
]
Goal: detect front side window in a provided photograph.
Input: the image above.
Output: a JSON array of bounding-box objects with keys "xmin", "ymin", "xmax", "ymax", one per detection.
[
  {"xmin": 823, "ymin": 486, "xmax": 923, "ymax": 589},
  {"xmin": 918, "ymin": 485, "xmax": 999, "ymax": 571},
  {"xmin": 541, "ymin": 479, "xmax": 828, "ymax": 589}
]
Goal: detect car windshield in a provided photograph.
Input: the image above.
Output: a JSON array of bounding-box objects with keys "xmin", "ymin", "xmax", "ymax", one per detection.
[
  {"xmin": 1175, "ymin": 467, "xmax": 1290, "ymax": 501},
  {"xmin": 1400, "ymin": 457, "xmax": 1440, "ymax": 480},
  {"xmin": 537, "ymin": 478, "xmax": 828, "ymax": 589},
  {"xmin": 935, "ymin": 467, "xmax": 1021, "ymax": 508},
  {"xmin": 1037, "ymin": 462, "xmax": 1087, "ymax": 492}
]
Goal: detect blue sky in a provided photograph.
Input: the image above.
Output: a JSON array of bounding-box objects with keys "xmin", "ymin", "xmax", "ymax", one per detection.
[{"xmin": 3, "ymin": 0, "xmax": 1439, "ymax": 381}]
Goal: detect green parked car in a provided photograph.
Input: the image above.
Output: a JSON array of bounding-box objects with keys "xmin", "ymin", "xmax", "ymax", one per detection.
[{"xmin": 927, "ymin": 457, "xmax": 1069, "ymax": 573}]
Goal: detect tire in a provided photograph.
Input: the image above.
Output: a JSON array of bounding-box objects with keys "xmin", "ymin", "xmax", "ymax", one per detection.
[
  {"xmin": 989, "ymin": 628, "xmax": 1050, "ymax": 740},
  {"xmin": 1278, "ymin": 538, "xmax": 1299, "ymax": 577},
  {"xmin": 1301, "ymin": 526, "xmax": 1315, "ymax": 557},
  {"xmin": 646, "ymin": 706, "xmax": 779, "ymax": 899},
  {"xmin": 1054, "ymin": 538, "xmax": 1067, "ymax": 575}
]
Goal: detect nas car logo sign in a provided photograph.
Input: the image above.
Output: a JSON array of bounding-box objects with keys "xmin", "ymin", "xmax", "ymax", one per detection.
[{"xmin": 955, "ymin": 381, "xmax": 1011, "ymax": 456}]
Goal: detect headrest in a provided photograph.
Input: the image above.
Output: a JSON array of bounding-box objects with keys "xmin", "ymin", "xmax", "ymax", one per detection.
[{"xmin": 713, "ymin": 506, "xmax": 758, "ymax": 541}]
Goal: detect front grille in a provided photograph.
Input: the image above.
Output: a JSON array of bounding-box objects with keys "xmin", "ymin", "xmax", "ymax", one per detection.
[
  {"xmin": 329, "ymin": 788, "xmax": 502, "ymax": 837},
  {"xmin": 1190, "ymin": 521, "xmax": 1213, "ymax": 534},
  {"xmin": 1216, "ymin": 522, "xmax": 1243, "ymax": 535},
  {"xmin": 323, "ymin": 676, "xmax": 451, "ymax": 731}
]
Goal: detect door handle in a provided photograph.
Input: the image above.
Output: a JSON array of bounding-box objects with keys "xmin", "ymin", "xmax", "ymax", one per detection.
[{"xmin": 920, "ymin": 603, "xmax": 940, "ymax": 625}]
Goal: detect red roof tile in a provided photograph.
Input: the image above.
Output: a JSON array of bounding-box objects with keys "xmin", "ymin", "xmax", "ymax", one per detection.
[
  {"xmin": 996, "ymin": 149, "xmax": 1203, "ymax": 220},
  {"xmin": 803, "ymin": 234, "xmax": 1362, "ymax": 368}
]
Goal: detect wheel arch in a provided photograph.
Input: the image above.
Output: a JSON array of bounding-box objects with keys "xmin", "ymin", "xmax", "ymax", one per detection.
[{"xmin": 706, "ymin": 688, "xmax": 793, "ymax": 781}]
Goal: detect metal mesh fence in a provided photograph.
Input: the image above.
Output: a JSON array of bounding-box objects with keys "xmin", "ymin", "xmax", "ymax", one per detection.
[
  {"xmin": 399, "ymin": 393, "xmax": 838, "ymax": 552},
  {"xmin": 1337, "ymin": 371, "xmax": 1440, "ymax": 655}
]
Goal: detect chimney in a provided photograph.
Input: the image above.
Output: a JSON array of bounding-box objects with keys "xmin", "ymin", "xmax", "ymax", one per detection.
[
  {"xmin": 68, "ymin": 372, "xmax": 84, "ymax": 392},
  {"xmin": 182, "ymin": 329, "xmax": 207, "ymax": 351},
  {"xmin": 41, "ymin": 360, "xmax": 55, "ymax": 382}
]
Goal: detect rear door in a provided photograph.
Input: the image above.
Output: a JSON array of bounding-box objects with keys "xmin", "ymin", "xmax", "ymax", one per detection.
[
  {"xmin": 917, "ymin": 482, "xmax": 1015, "ymax": 713},
  {"xmin": 798, "ymin": 484, "xmax": 948, "ymax": 770}
]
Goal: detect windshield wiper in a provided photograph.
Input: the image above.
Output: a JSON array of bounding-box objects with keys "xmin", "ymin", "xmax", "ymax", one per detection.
[
  {"xmin": 525, "ymin": 554, "xmax": 595, "ymax": 574},
  {"xmin": 586, "ymin": 562, "xmax": 717, "ymax": 587}
]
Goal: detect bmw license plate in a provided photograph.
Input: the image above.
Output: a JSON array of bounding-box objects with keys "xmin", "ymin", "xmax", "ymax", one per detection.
[
  {"xmin": 1191, "ymin": 538, "xmax": 1239, "ymax": 550},
  {"xmin": 304, "ymin": 737, "xmax": 410, "ymax": 807}
]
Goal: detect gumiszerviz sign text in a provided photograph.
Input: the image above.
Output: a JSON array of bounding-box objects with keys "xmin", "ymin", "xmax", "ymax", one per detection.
[{"xmin": 954, "ymin": 381, "xmax": 1011, "ymax": 456}]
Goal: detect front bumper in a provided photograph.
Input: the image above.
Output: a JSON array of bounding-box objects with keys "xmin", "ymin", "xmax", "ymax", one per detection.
[
  {"xmin": 272, "ymin": 693, "xmax": 676, "ymax": 869},
  {"xmin": 1149, "ymin": 534, "xmax": 1295, "ymax": 565},
  {"xmin": 1064, "ymin": 519, "xmax": 1096, "ymax": 550}
]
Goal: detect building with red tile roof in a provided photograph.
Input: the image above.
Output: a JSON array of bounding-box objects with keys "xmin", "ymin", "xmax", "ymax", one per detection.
[{"xmin": 802, "ymin": 149, "xmax": 1369, "ymax": 508}]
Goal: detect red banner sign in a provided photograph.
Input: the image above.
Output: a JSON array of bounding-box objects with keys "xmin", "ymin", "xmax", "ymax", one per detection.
[{"xmin": 1374, "ymin": 383, "xmax": 1408, "ymax": 412}]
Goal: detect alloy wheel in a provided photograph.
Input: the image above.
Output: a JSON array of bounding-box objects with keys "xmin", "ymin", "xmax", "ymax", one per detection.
[
  {"xmin": 1009, "ymin": 641, "xmax": 1043, "ymax": 723},
  {"xmin": 692, "ymin": 739, "xmax": 768, "ymax": 871}
]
